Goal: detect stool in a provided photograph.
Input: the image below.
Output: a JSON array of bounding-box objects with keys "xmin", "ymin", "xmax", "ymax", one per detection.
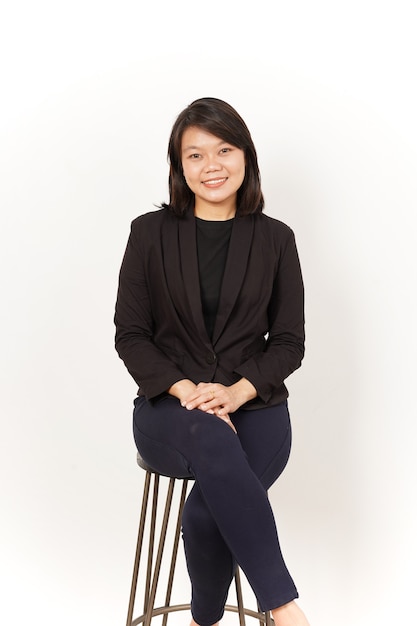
[{"xmin": 126, "ymin": 453, "xmax": 272, "ymax": 626}]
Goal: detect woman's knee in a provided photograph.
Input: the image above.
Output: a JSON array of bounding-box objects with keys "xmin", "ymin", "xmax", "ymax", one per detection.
[{"xmin": 134, "ymin": 397, "xmax": 242, "ymax": 476}]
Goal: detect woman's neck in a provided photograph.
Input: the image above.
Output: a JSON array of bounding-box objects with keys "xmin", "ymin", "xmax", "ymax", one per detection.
[{"xmin": 194, "ymin": 204, "xmax": 236, "ymax": 221}]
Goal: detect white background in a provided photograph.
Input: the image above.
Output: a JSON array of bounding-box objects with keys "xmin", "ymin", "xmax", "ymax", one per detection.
[{"xmin": 1, "ymin": 2, "xmax": 416, "ymax": 625}]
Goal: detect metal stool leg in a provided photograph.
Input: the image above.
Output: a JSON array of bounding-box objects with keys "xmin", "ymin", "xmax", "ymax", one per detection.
[
  {"xmin": 144, "ymin": 473, "xmax": 160, "ymax": 617},
  {"xmin": 162, "ymin": 479, "xmax": 189, "ymax": 626},
  {"xmin": 126, "ymin": 471, "xmax": 152, "ymax": 626},
  {"xmin": 234, "ymin": 566, "xmax": 247, "ymax": 626},
  {"xmin": 143, "ymin": 477, "xmax": 176, "ymax": 626}
]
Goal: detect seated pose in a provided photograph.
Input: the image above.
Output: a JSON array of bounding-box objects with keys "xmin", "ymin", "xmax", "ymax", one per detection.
[{"xmin": 114, "ymin": 97, "xmax": 311, "ymax": 626}]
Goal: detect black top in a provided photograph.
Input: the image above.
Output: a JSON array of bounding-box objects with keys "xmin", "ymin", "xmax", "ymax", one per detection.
[{"xmin": 196, "ymin": 217, "xmax": 234, "ymax": 340}]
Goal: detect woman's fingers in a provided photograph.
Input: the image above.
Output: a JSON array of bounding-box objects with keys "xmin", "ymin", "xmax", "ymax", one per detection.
[
  {"xmin": 182, "ymin": 384, "xmax": 219, "ymax": 409},
  {"xmin": 183, "ymin": 383, "xmax": 237, "ymax": 413},
  {"xmin": 217, "ymin": 412, "xmax": 237, "ymax": 433}
]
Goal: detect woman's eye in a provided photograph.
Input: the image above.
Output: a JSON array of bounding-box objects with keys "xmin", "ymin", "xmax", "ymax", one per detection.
[
  {"xmin": 189, "ymin": 153, "xmax": 200, "ymax": 159},
  {"xmin": 220, "ymin": 148, "xmax": 231, "ymax": 154}
]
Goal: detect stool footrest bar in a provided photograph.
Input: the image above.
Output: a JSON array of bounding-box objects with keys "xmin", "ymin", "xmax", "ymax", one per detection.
[{"xmin": 132, "ymin": 604, "xmax": 271, "ymax": 626}]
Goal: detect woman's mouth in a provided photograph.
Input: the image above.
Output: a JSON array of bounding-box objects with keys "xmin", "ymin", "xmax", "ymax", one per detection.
[{"xmin": 202, "ymin": 177, "xmax": 227, "ymax": 188}]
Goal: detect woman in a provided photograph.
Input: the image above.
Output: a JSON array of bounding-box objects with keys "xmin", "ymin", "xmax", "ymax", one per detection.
[{"xmin": 114, "ymin": 97, "xmax": 310, "ymax": 626}]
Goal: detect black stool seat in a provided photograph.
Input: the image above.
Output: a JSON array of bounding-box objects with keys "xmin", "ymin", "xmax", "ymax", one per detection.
[
  {"xmin": 136, "ymin": 453, "xmax": 193, "ymax": 479},
  {"xmin": 126, "ymin": 453, "xmax": 272, "ymax": 626}
]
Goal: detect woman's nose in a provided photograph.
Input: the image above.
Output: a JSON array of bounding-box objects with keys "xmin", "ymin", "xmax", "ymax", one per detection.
[{"xmin": 205, "ymin": 154, "xmax": 221, "ymax": 171}]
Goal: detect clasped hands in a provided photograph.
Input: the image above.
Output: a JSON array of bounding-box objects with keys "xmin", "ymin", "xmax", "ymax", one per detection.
[
  {"xmin": 182, "ymin": 381, "xmax": 239, "ymax": 433},
  {"xmin": 169, "ymin": 378, "xmax": 257, "ymax": 434}
]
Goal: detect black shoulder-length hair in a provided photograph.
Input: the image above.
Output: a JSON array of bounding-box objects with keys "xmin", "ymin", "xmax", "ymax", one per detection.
[{"xmin": 161, "ymin": 97, "xmax": 264, "ymax": 216}]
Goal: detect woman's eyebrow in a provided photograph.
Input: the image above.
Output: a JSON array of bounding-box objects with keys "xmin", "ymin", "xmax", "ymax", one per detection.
[{"xmin": 182, "ymin": 140, "xmax": 228, "ymax": 151}]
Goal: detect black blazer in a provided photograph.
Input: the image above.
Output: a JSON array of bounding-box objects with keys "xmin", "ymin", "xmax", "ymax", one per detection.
[{"xmin": 114, "ymin": 208, "xmax": 305, "ymax": 410}]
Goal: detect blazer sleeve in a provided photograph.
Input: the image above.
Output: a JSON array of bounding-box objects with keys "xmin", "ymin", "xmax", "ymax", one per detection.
[
  {"xmin": 234, "ymin": 227, "xmax": 305, "ymax": 403},
  {"xmin": 114, "ymin": 218, "xmax": 186, "ymax": 399}
]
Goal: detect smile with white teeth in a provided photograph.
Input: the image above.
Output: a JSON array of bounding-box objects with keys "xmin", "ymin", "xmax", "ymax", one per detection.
[{"xmin": 203, "ymin": 178, "xmax": 227, "ymax": 186}]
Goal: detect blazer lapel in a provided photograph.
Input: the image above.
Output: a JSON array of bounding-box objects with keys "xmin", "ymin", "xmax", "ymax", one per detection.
[
  {"xmin": 162, "ymin": 210, "xmax": 209, "ymax": 341},
  {"xmin": 212, "ymin": 215, "xmax": 255, "ymax": 344},
  {"xmin": 179, "ymin": 212, "xmax": 210, "ymax": 339}
]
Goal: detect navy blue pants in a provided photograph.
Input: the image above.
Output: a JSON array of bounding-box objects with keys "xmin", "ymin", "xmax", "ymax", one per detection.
[{"xmin": 133, "ymin": 395, "xmax": 298, "ymax": 626}]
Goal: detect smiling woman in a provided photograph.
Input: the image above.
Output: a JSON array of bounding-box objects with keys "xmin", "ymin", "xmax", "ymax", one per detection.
[
  {"xmin": 163, "ymin": 97, "xmax": 264, "ymax": 219},
  {"xmin": 115, "ymin": 97, "xmax": 310, "ymax": 626}
]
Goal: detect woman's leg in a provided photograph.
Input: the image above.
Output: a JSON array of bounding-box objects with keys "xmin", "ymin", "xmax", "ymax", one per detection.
[
  {"xmin": 182, "ymin": 484, "xmax": 236, "ymax": 625},
  {"xmin": 180, "ymin": 400, "xmax": 296, "ymax": 624},
  {"xmin": 133, "ymin": 396, "xmax": 298, "ymax": 624},
  {"xmin": 234, "ymin": 406, "xmax": 311, "ymax": 626}
]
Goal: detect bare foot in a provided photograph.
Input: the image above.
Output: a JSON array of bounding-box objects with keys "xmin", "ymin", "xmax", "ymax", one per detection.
[{"xmin": 271, "ymin": 600, "xmax": 310, "ymax": 626}]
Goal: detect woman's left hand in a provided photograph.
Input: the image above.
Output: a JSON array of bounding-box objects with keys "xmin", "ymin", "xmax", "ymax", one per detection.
[{"xmin": 182, "ymin": 378, "xmax": 257, "ymax": 417}]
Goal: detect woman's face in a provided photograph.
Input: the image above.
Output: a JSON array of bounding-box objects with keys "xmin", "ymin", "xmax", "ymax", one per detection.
[{"xmin": 181, "ymin": 126, "xmax": 245, "ymax": 218}]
